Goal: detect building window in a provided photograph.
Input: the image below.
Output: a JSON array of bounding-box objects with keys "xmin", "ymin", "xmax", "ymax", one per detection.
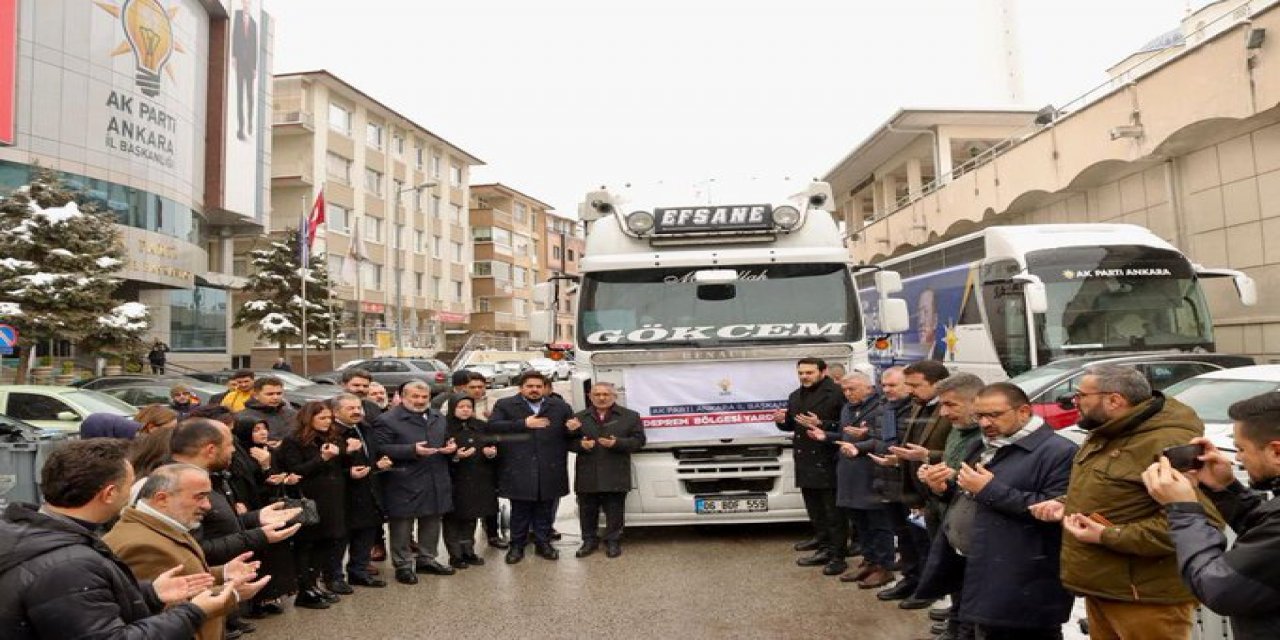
[
  {"xmin": 449, "ymin": 163, "xmax": 463, "ymax": 187},
  {"xmin": 328, "ymin": 103, "xmax": 351, "ymax": 134},
  {"xmin": 492, "ymin": 227, "xmax": 512, "ymax": 250},
  {"xmin": 553, "ymin": 246, "xmax": 563, "ymax": 260},
  {"xmin": 431, "ymin": 196, "xmax": 441, "ymax": 218},
  {"xmin": 453, "ymin": 280, "xmax": 463, "ymax": 301},
  {"xmin": 169, "ymin": 286, "xmax": 228, "ymax": 352},
  {"xmin": 472, "ymin": 226, "xmax": 492, "ymax": 242},
  {"xmin": 513, "ymin": 266, "xmax": 527, "ymax": 287},
  {"xmin": 327, "ymin": 203, "xmax": 350, "ymax": 233},
  {"xmin": 364, "ymin": 168, "xmax": 383, "ymax": 196},
  {"xmin": 514, "ymin": 299, "xmax": 527, "ymax": 317},
  {"xmin": 366, "ymin": 122, "xmax": 383, "ymax": 149},
  {"xmin": 362, "ymin": 262, "xmax": 383, "ymax": 290},
  {"xmin": 414, "ymin": 145, "xmax": 425, "ymax": 169},
  {"xmin": 326, "ymin": 152, "xmax": 352, "ymax": 184},
  {"xmin": 415, "ymin": 272, "xmax": 424, "ymax": 296},
  {"xmin": 431, "ymin": 153, "xmax": 442, "ymax": 178},
  {"xmin": 452, "ymin": 241, "xmax": 463, "ymax": 261},
  {"xmin": 392, "ymin": 179, "xmax": 404, "ymax": 205},
  {"xmin": 432, "ymin": 235, "xmax": 442, "ymax": 257},
  {"xmin": 514, "ymin": 202, "xmax": 528, "ymax": 224},
  {"xmin": 394, "ymin": 223, "xmax": 405, "ymax": 248},
  {"xmin": 364, "ymin": 216, "xmax": 383, "ymax": 243},
  {"xmin": 414, "ymin": 230, "xmax": 425, "ymax": 252},
  {"xmin": 433, "ymin": 276, "xmax": 442, "ymax": 300},
  {"xmin": 476, "ymin": 298, "xmax": 490, "ymax": 312},
  {"xmin": 450, "ymin": 203, "xmax": 463, "ymax": 223},
  {"xmin": 392, "ymin": 133, "xmax": 405, "ymax": 156},
  {"xmin": 567, "ymin": 248, "xmax": 576, "ymax": 260},
  {"xmin": 327, "ymin": 254, "xmax": 345, "ymax": 280}
]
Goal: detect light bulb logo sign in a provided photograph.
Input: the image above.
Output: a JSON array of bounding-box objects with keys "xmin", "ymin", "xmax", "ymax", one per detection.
[{"xmin": 96, "ymin": 0, "xmax": 186, "ymax": 97}]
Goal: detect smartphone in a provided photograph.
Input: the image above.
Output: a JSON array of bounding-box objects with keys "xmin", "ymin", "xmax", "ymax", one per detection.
[{"xmin": 1160, "ymin": 443, "xmax": 1206, "ymax": 472}]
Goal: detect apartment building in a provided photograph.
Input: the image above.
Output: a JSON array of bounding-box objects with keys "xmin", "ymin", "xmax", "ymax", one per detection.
[
  {"xmin": 261, "ymin": 70, "xmax": 483, "ymax": 360},
  {"xmin": 539, "ymin": 210, "xmax": 585, "ymax": 344},
  {"xmin": 466, "ymin": 183, "xmax": 550, "ymax": 348},
  {"xmin": 824, "ymin": 0, "xmax": 1280, "ymax": 362}
]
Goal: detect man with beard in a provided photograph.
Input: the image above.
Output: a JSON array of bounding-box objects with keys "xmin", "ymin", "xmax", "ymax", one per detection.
[
  {"xmin": 238, "ymin": 377, "xmax": 298, "ymax": 441},
  {"xmin": 368, "ymin": 382, "xmax": 390, "ymax": 411},
  {"xmin": 371, "ymin": 381, "xmax": 456, "ymax": 584},
  {"xmin": 488, "ymin": 371, "xmax": 575, "ymax": 564},
  {"xmin": 1143, "ymin": 391, "xmax": 1280, "ymax": 639},
  {"xmin": 330, "ymin": 394, "xmax": 392, "ymax": 588},
  {"xmin": 341, "ymin": 369, "xmax": 384, "ymax": 422},
  {"xmin": 105, "ymin": 464, "xmax": 269, "ymax": 640},
  {"xmin": 1030, "ymin": 364, "xmax": 1221, "ymax": 640},
  {"xmin": 774, "ymin": 358, "xmax": 847, "ymax": 576}
]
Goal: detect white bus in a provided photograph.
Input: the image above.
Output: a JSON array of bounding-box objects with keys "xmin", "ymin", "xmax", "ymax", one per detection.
[
  {"xmin": 859, "ymin": 224, "xmax": 1257, "ymax": 380},
  {"xmin": 529, "ymin": 183, "xmax": 905, "ymax": 525}
]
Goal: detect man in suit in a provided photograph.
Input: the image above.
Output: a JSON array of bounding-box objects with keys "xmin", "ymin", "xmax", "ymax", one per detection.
[
  {"xmin": 488, "ymin": 371, "xmax": 575, "ymax": 564},
  {"xmin": 371, "ymin": 380, "xmax": 456, "ymax": 585},
  {"xmin": 568, "ymin": 383, "xmax": 646, "ymax": 559},
  {"xmin": 105, "ymin": 463, "xmax": 269, "ymax": 640},
  {"xmin": 231, "ymin": 0, "xmax": 258, "ymax": 141},
  {"xmin": 330, "ymin": 394, "xmax": 392, "ymax": 589}
]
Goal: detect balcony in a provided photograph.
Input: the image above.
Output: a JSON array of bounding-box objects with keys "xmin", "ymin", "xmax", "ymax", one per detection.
[
  {"xmin": 272, "ymin": 107, "xmax": 314, "ymax": 135},
  {"xmin": 271, "ymin": 158, "xmax": 314, "ymax": 187},
  {"xmin": 470, "ymin": 311, "xmax": 526, "ymax": 333}
]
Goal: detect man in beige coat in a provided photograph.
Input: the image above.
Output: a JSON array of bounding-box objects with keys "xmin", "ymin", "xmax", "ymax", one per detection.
[{"xmin": 105, "ymin": 463, "xmax": 269, "ymax": 640}]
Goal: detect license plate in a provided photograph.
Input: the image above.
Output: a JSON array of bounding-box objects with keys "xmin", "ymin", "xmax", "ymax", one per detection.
[{"xmin": 695, "ymin": 495, "xmax": 768, "ymax": 514}]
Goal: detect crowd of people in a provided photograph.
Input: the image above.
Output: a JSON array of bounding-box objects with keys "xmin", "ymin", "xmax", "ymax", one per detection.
[
  {"xmin": 0, "ymin": 367, "xmax": 647, "ymax": 639},
  {"xmin": 777, "ymin": 357, "xmax": 1280, "ymax": 640}
]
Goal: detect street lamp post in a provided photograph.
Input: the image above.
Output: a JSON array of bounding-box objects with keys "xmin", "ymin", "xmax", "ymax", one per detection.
[{"xmin": 394, "ymin": 181, "xmax": 437, "ymax": 358}]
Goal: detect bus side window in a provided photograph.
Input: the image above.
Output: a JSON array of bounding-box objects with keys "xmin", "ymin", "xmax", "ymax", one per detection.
[{"xmin": 981, "ymin": 260, "xmax": 1033, "ymax": 376}]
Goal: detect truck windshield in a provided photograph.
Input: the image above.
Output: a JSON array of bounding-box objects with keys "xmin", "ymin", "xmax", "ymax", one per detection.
[
  {"xmin": 1027, "ymin": 246, "xmax": 1213, "ymax": 361},
  {"xmin": 578, "ymin": 263, "xmax": 860, "ymax": 350}
]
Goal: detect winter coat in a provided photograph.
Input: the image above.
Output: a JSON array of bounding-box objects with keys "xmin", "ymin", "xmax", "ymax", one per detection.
[
  {"xmin": 0, "ymin": 503, "xmax": 205, "ymax": 639},
  {"xmin": 371, "ymin": 405, "xmax": 453, "ymax": 519},
  {"xmin": 1168, "ymin": 478, "xmax": 1280, "ymax": 639},
  {"xmin": 80, "ymin": 413, "xmax": 142, "ymax": 440},
  {"xmin": 445, "ymin": 418, "xmax": 499, "ymax": 519},
  {"xmin": 897, "ymin": 400, "xmax": 952, "ymax": 508},
  {"xmin": 226, "ymin": 443, "xmax": 270, "ymax": 511},
  {"xmin": 239, "ymin": 399, "xmax": 298, "ymax": 440},
  {"xmin": 487, "ymin": 394, "xmax": 576, "ymax": 502},
  {"xmin": 337, "ymin": 420, "xmax": 385, "ymax": 530},
  {"xmin": 276, "ymin": 435, "xmax": 349, "ymax": 540},
  {"xmin": 569, "ymin": 404, "xmax": 646, "ymax": 494},
  {"xmin": 775, "ymin": 376, "xmax": 845, "ymax": 490},
  {"xmin": 196, "ymin": 469, "xmax": 268, "ymax": 566},
  {"xmin": 917, "ymin": 422, "xmax": 1078, "ymax": 629},
  {"xmin": 104, "ymin": 507, "xmax": 230, "ymax": 640},
  {"xmin": 1061, "ymin": 392, "xmax": 1223, "ymax": 604},
  {"xmin": 833, "ymin": 393, "xmax": 891, "ymax": 510}
]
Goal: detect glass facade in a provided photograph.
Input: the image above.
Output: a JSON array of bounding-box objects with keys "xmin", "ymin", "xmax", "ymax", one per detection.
[
  {"xmin": 0, "ymin": 160, "xmax": 207, "ymax": 245},
  {"xmin": 170, "ymin": 286, "xmax": 228, "ymax": 352}
]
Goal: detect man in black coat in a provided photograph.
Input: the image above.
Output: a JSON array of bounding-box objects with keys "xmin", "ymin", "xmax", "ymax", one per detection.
[
  {"xmin": 1144, "ymin": 391, "xmax": 1280, "ymax": 640},
  {"xmin": 773, "ymin": 357, "xmax": 847, "ymax": 575},
  {"xmin": 488, "ymin": 371, "xmax": 576, "ymax": 564},
  {"xmin": 0, "ymin": 439, "xmax": 231, "ymax": 639},
  {"xmin": 238, "ymin": 377, "xmax": 298, "ymax": 441},
  {"xmin": 568, "ymin": 382, "xmax": 646, "ymax": 559},
  {"xmin": 371, "ymin": 380, "xmax": 456, "ymax": 585},
  {"xmin": 917, "ymin": 383, "xmax": 1077, "ymax": 639},
  {"xmin": 331, "ymin": 394, "xmax": 392, "ymax": 589},
  {"xmin": 341, "ymin": 368, "xmax": 384, "ymax": 423},
  {"xmin": 829, "ymin": 372, "xmax": 895, "ymax": 588}
]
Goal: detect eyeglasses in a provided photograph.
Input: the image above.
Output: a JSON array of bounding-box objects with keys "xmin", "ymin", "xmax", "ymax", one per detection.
[
  {"xmin": 974, "ymin": 409, "xmax": 1013, "ymax": 420},
  {"xmin": 1071, "ymin": 391, "xmax": 1111, "ymax": 404}
]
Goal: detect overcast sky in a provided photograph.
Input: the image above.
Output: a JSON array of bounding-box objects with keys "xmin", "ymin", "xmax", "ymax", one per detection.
[{"xmin": 266, "ymin": 0, "xmax": 1199, "ymax": 214}]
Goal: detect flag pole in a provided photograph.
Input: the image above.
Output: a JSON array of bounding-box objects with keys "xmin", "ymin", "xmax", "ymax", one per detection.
[
  {"xmin": 354, "ymin": 218, "xmax": 364, "ymax": 361},
  {"xmin": 300, "ymin": 193, "xmax": 309, "ymax": 377}
]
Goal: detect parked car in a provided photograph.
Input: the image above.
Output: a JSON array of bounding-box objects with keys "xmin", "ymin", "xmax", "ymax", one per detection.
[
  {"xmin": 496, "ymin": 360, "xmax": 533, "ymax": 380},
  {"xmin": 0, "ymin": 412, "xmax": 54, "ymax": 441},
  {"xmin": 527, "ymin": 357, "xmax": 572, "ymax": 381},
  {"xmin": 73, "ymin": 373, "xmax": 205, "ymax": 391},
  {"xmin": 0, "ymin": 385, "xmax": 136, "ymax": 433},
  {"xmin": 1166, "ymin": 364, "xmax": 1280, "ymax": 443},
  {"xmin": 1008, "ymin": 352, "xmax": 1256, "ymax": 429},
  {"xmin": 457, "ymin": 362, "xmax": 511, "ymax": 389},
  {"xmin": 186, "ymin": 370, "xmax": 342, "ymax": 406},
  {"xmin": 96, "ymin": 382, "xmax": 220, "ymax": 408},
  {"xmin": 309, "ymin": 358, "xmax": 452, "ymax": 395}
]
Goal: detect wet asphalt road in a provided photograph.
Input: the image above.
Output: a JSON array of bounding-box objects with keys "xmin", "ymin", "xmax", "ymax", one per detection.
[{"xmin": 248, "ymin": 516, "xmax": 930, "ymax": 640}]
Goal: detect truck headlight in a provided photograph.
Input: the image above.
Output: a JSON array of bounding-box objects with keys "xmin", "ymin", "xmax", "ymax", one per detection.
[
  {"xmin": 773, "ymin": 206, "xmax": 801, "ymax": 230},
  {"xmin": 626, "ymin": 210, "xmax": 656, "ymax": 234}
]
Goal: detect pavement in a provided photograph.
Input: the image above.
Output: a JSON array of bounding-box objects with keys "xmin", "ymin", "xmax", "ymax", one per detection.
[{"xmin": 247, "ymin": 514, "xmax": 932, "ymax": 640}]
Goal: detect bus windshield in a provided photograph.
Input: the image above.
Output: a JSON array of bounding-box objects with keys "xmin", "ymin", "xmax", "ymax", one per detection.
[
  {"xmin": 578, "ymin": 263, "xmax": 860, "ymax": 350},
  {"xmin": 1026, "ymin": 246, "xmax": 1213, "ymax": 361}
]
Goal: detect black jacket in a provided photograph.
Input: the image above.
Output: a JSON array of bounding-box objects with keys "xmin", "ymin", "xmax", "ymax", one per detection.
[
  {"xmin": 239, "ymin": 399, "xmax": 298, "ymax": 440},
  {"xmin": 1168, "ymin": 478, "xmax": 1280, "ymax": 639},
  {"xmin": 488, "ymin": 394, "xmax": 576, "ymax": 502},
  {"xmin": 278, "ymin": 435, "xmax": 350, "ymax": 540},
  {"xmin": 775, "ymin": 376, "xmax": 844, "ymax": 489},
  {"xmin": 196, "ymin": 470, "xmax": 268, "ymax": 566},
  {"xmin": 445, "ymin": 418, "xmax": 499, "ymax": 519},
  {"xmin": 337, "ymin": 420, "xmax": 385, "ymax": 530},
  {"xmin": 833, "ymin": 393, "xmax": 892, "ymax": 509},
  {"xmin": 569, "ymin": 405, "xmax": 646, "ymax": 494},
  {"xmin": 0, "ymin": 503, "xmax": 204, "ymax": 639},
  {"xmin": 917, "ymin": 423, "xmax": 1077, "ymax": 629},
  {"xmin": 371, "ymin": 405, "xmax": 453, "ymax": 518}
]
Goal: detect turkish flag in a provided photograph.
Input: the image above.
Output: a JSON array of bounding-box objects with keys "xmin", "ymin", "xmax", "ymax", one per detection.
[{"xmin": 307, "ymin": 189, "xmax": 325, "ymax": 249}]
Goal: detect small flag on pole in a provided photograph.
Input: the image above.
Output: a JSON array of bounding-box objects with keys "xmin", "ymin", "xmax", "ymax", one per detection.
[
  {"xmin": 307, "ymin": 189, "xmax": 326, "ymax": 249},
  {"xmin": 341, "ymin": 217, "xmax": 366, "ymax": 283}
]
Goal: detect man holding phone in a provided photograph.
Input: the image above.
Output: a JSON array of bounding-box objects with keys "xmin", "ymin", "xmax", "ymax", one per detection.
[
  {"xmin": 1142, "ymin": 391, "xmax": 1280, "ymax": 638},
  {"xmin": 773, "ymin": 357, "xmax": 846, "ymax": 575},
  {"xmin": 1029, "ymin": 364, "xmax": 1221, "ymax": 640}
]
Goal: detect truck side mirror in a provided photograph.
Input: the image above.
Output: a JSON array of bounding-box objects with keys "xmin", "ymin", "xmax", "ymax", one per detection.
[
  {"xmin": 529, "ymin": 309, "xmax": 555, "ymax": 344},
  {"xmin": 531, "ymin": 282, "xmax": 556, "ymax": 309},
  {"xmin": 1012, "ymin": 274, "xmax": 1049, "ymax": 314},
  {"xmin": 879, "ymin": 298, "xmax": 910, "ymax": 334},
  {"xmin": 874, "ymin": 271, "xmax": 903, "ymax": 295}
]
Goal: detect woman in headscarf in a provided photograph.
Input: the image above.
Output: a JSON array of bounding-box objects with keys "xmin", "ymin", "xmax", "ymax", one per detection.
[
  {"xmin": 230, "ymin": 415, "xmax": 298, "ymax": 618},
  {"xmin": 442, "ymin": 395, "xmax": 499, "ymax": 569}
]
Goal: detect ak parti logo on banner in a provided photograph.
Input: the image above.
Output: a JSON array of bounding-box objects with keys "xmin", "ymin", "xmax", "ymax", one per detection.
[{"xmin": 96, "ymin": 0, "xmax": 187, "ymax": 98}]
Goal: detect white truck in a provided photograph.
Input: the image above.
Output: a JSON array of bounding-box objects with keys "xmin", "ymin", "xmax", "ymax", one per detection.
[{"xmin": 529, "ymin": 182, "xmax": 907, "ymax": 525}]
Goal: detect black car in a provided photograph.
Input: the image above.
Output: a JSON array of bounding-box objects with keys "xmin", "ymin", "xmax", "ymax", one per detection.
[
  {"xmin": 186, "ymin": 370, "xmax": 342, "ymax": 406},
  {"xmin": 74, "ymin": 374, "xmax": 206, "ymax": 391},
  {"xmin": 1008, "ymin": 351, "xmax": 1256, "ymax": 429},
  {"xmin": 310, "ymin": 358, "xmax": 452, "ymax": 395},
  {"xmin": 96, "ymin": 382, "xmax": 219, "ymax": 408}
]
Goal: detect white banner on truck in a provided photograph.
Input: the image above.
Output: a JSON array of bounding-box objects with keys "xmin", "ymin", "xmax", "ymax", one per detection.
[{"xmin": 624, "ymin": 361, "xmax": 797, "ymax": 444}]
